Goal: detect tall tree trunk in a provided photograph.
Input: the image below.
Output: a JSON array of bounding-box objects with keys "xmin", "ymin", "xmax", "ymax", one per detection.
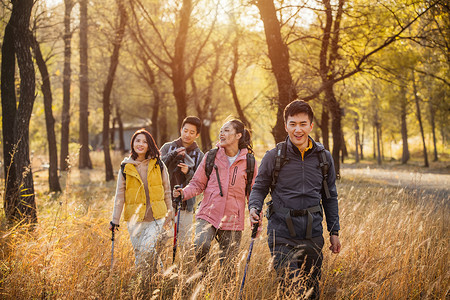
[
  {"xmin": 354, "ymin": 115, "xmax": 360, "ymax": 163},
  {"xmin": 376, "ymin": 119, "xmax": 382, "ymax": 165},
  {"xmin": 321, "ymin": 104, "xmax": 330, "ymax": 149},
  {"xmin": 1, "ymin": 3, "xmax": 19, "ymax": 221},
  {"xmin": 116, "ymin": 106, "xmax": 125, "ymax": 153},
  {"xmin": 160, "ymin": 101, "xmax": 168, "ymax": 144},
  {"xmin": 172, "ymin": 0, "xmax": 192, "ymax": 128},
  {"xmin": 151, "ymin": 90, "xmax": 160, "ymax": 143},
  {"xmin": 372, "ymin": 124, "xmax": 376, "ymax": 159},
  {"xmin": 229, "ymin": 31, "xmax": 251, "ymax": 128},
  {"xmin": 400, "ymin": 86, "xmax": 410, "ymax": 164},
  {"xmin": 412, "ymin": 71, "xmax": 429, "ymax": 167},
  {"xmin": 102, "ymin": 0, "xmax": 127, "ymax": 181},
  {"xmin": 31, "ymin": 34, "xmax": 62, "ymax": 192},
  {"xmin": 255, "ymin": 0, "xmax": 297, "ymax": 143},
  {"xmin": 60, "ymin": 0, "xmax": 74, "ymax": 171},
  {"xmin": 110, "ymin": 117, "xmax": 116, "ymax": 150},
  {"xmin": 327, "ymin": 87, "xmax": 342, "ymax": 176},
  {"xmin": 191, "ymin": 76, "xmax": 212, "ymax": 151},
  {"xmin": 429, "ymin": 99, "xmax": 438, "ymax": 161},
  {"xmin": 79, "ymin": 0, "xmax": 92, "ymax": 169},
  {"xmin": 360, "ymin": 118, "xmax": 364, "ymax": 160},
  {"xmin": 1, "ymin": 0, "xmax": 37, "ymax": 223}
]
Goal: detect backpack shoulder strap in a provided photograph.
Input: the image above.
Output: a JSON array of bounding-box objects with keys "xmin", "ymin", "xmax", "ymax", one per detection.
[
  {"xmin": 245, "ymin": 152, "xmax": 255, "ymax": 197},
  {"xmin": 120, "ymin": 163, "xmax": 127, "ymax": 180},
  {"xmin": 271, "ymin": 141, "xmax": 288, "ymax": 192},
  {"xmin": 156, "ymin": 157, "xmax": 164, "ymax": 174},
  {"xmin": 318, "ymin": 149, "xmax": 331, "ymax": 199},
  {"xmin": 205, "ymin": 148, "xmax": 219, "ymax": 180}
]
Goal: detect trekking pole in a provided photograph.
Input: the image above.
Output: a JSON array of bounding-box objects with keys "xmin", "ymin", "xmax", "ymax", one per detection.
[
  {"xmin": 172, "ymin": 184, "xmax": 182, "ymax": 263},
  {"xmin": 238, "ymin": 210, "xmax": 260, "ymax": 300},
  {"xmin": 110, "ymin": 221, "xmax": 119, "ymax": 269}
]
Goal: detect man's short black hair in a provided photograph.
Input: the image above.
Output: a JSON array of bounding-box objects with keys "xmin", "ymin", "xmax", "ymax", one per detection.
[
  {"xmin": 284, "ymin": 100, "xmax": 314, "ymax": 124},
  {"xmin": 181, "ymin": 116, "xmax": 202, "ymax": 133}
]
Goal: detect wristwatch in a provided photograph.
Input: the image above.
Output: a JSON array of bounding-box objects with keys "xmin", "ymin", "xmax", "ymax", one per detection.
[{"xmin": 330, "ymin": 230, "xmax": 339, "ymax": 236}]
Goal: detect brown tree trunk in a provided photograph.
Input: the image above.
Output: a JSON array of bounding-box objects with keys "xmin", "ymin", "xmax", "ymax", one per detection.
[
  {"xmin": 321, "ymin": 104, "xmax": 330, "ymax": 149},
  {"xmin": 354, "ymin": 115, "xmax": 360, "ymax": 163},
  {"xmin": 229, "ymin": 29, "xmax": 251, "ymax": 128},
  {"xmin": 255, "ymin": 0, "xmax": 297, "ymax": 143},
  {"xmin": 429, "ymin": 99, "xmax": 438, "ymax": 161},
  {"xmin": 172, "ymin": 0, "xmax": 192, "ymax": 128},
  {"xmin": 412, "ymin": 71, "xmax": 429, "ymax": 167},
  {"xmin": 31, "ymin": 34, "xmax": 62, "ymax": 192},
  {"xmin": 400, "ymin": 85, "xmax": 410, "ymax": 164},
  {"xmin": 191, "ymin": 76, "xmax": 213, "ymax": 151},
  {"xmin": 1, "ymin": 0, "xmax": 38, "ymax": 224},
  {"xmin": 102, "ymin": 0, "xmax": 127, "ymax": 181},
  {"xmin": 116, "ymin": 106, "xmax": 125, "ymax": 153},
  {"xmin": 79, "ymin": 0, "xmax": 92, "ymax": 169},
  {"xmin": 1, "ymin": 3, "xmax": 19, "ymax": 221},
  {"xmin": 360, "ymin": 119, "xmax": 364, "ymax": 160},
  {"xmin": 60, "ymin": 0, "xmax": 74, "ymax": 171}
]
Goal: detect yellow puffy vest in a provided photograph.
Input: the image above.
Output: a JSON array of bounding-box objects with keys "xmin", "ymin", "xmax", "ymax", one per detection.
[{"xmin": 123, "ymin": 159, "xmax": 167, "ymax": 222}]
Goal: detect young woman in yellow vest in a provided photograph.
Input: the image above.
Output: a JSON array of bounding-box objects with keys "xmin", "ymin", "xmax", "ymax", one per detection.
[{"xmin": 110, "ymin": 129, "xmax": 173, "ymax": 267}]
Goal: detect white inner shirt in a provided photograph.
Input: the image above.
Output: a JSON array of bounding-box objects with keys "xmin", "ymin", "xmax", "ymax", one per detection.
[{"xmin": 227, "ymin": 150, "xmax": 240, "ymax": 166}]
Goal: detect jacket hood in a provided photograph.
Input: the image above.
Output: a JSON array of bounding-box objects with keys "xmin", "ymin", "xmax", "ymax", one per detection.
[{"xmin": 121, "ymin": 156, "xmax": 151, "ymax": 166}]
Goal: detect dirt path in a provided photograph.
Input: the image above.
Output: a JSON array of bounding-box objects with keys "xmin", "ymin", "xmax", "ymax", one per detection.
[{"xmin": 341, "ymin": 164, "xmax": 450, "ymax": 199}]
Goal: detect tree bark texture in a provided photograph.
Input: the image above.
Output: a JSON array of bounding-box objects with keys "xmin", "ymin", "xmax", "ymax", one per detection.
[
  {"xmin": 116, "ymin": 106, "xmax": 125, "ymax": 153},
  {"xmin": 102, "ymin": 0, "xmax": 127, "ymax": 181},
  {"xmin": 1, "ymin": 0, "xmax": 38, "ymax": 223},
  {"xmin": 1, "ymin": 7, "xmax": 18, "ymax": 215},
  {"xmin": 172, "ymin": 0, "xmax": 192, "ymax": 128},
  {"xmin": 354, "ymin": 115, "xmax": 360, "ymax": 163},
  {"xmin": 229, "ymin": 31, "xmax": 251, "ymax": 129},
  {"xmin": 255, "ymin": 0, "xmax": 297, "ymax": 143},
  {"xmin": 412, "ymin": 71, "xmax": 429, "ymax": 167},
  {"xmin": 400, "ymin": 86, "xmax": 410, "ymax": 164},
  {"xmin": 60, "ymin": 0, "xmax": 74, "ymax": 171},
  {"xmin": 428, "ymin": 97, "xmax": 438, "ymax": 161},
  {"xmin": 31, "ymin": 34, "xmax": 62, "ymax": 192},
  {"xmin": 79, "ymin": 0, "xmax": 92, "ymax": 169},
  {"xmin": 321, "ymin": 103, "xmax": 330, "ymax": 150}
]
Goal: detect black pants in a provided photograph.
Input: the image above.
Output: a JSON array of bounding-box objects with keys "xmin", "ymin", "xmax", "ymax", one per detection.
[{"xmin": 269, "ymin": 236, "xmax": 324, "ymax": 299}]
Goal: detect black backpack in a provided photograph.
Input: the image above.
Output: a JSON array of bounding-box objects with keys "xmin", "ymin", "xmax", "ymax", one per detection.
[
  {"xmin": 204, "ymin": 148, "xmax": 255, "ymax": 197},
  {"xmin": 270, "ymin": 141, "xmax": 331, "ymax": 199}
]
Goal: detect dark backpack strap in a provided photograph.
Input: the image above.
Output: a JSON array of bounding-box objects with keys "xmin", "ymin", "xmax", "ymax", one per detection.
[
  {"xmin": 318, "ymin": 149, "xmax": 331, "ymax": 200},
  {"xmin": 120, "ymin": 163, "xmax": 126, "ymax": 180},
  {"xmin": 205, "ymin": 148, "xmax": 218, "ymax": 180},
  {"xmin": 156, "ymin": 157, "xmax": 164, "ymax": 174},
  {"xmin": 271, "ymin": 142, "xmax": 288, "ymax": 192},
  {"xmin": 245, "ymin": 153, "xmax": 255, "ymax": 197}
]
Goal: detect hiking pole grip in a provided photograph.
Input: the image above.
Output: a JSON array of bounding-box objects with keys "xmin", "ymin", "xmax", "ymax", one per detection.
[
  {"xmin": 173, "ymin": 185, "xmax": 182, "ymax": 263},
  {"xmin": 251, "ymin": 209, "xmax": 261, "ymax": 239}
]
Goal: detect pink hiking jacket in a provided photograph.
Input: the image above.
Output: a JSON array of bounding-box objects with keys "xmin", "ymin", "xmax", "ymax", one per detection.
[{"xmin": 183, "ymin": 146, "xmax": 258, "ymax": 231}]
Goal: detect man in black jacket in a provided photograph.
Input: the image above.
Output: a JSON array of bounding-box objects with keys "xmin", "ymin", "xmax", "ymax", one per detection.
[
  {"xmin": 160, "ymin": 116, "xmax": 204, "ymax": 247},
  {"xmin": 249, "ymin": 100, "xmax": 341, "ymax": 299}
]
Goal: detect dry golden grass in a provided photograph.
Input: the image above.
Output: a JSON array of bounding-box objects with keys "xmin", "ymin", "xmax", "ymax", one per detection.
[{"xmin": 0, "ymin": 159, "xmax": 448, "ymax": 299}]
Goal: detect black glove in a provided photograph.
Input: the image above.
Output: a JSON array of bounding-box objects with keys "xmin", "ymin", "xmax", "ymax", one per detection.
[{"xmin": 110, "ymin": 221, "xmax": 120, "ymax": 232}]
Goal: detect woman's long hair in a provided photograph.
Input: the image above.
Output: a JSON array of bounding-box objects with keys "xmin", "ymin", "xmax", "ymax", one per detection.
[
  {"xmin": 130, "ymin": 129, "xmax": 160, "ymax": 160},
  {"xmin": 228, "ymin": 119, "xmax": 253, "ymax": 154}
]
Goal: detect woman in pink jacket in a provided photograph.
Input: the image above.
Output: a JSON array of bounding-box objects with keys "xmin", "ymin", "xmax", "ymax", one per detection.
[{"xmin": 173, "ymin": 119, "xmax": 257, "ymax": 264}]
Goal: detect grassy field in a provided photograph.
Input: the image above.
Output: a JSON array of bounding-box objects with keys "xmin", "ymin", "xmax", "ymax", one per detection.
[{"xmin": 0, "ymin": 154, "xmax": 448, "ymax": 299}]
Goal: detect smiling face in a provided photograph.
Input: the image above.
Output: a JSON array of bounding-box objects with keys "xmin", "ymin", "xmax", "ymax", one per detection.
[
  {"xmin": 219, "ymin": 122, "xmax": 242, "ymax": 150},
  {"xmin": 285, "ymin": 112, "xmax": 313, "ymax": 151},
  {"xmin": 180, "ymin": 123, "xmax": 199, "ymax": 147},
  {"xmin": 132, "ymin": 133, "xmax": 149, "ymax": 160}
]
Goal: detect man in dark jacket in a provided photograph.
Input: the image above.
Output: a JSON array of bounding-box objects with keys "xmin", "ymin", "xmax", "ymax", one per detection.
[
  {"xmin": 249, "ymin": 100, "xmax": 341, "ymax": 299},
  {"xmin": 160, "ymin": 116, "xmax": 204, "ymax": 247}
]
